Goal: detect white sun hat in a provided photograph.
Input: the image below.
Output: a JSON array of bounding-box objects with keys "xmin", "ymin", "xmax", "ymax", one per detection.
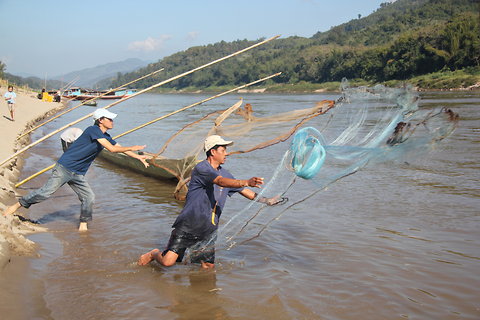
[
  {"xmin": 204, "ymin": 135, "xmax": 233, "ymax": 152},
  {"xmin": 92, "ymin": 108, "xmax": 118, "ymax": 120}
]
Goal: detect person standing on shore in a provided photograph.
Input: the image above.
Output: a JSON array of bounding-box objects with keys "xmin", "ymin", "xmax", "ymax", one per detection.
[
  {"xmin": 3, "ymin": 108, "xmax": 150, "ymax": 231},
  {"xmin": 138, "ymin": 135, "xmax": 281, "ymax": 269},
  {"xmin": 4, "ymin": 85, "xmax": 16, "ymax": 121}
]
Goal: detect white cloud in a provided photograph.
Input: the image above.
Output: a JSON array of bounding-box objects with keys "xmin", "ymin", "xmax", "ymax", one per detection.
[
  {"xmin": 128, "ymin": 35, "xmax": 172, "ymax": 52},
  {"xmin": 186, "ymin": 31, "xmax": 199, "ymax": 41}
]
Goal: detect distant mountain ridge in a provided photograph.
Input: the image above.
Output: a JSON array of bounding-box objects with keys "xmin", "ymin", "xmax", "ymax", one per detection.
[{"xmin": 53, "ymin": 58, "xmax": 150, "ymax": 89}]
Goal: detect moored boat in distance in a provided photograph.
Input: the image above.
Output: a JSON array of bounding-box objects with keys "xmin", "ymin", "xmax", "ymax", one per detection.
[
  {"xmin": 98, "ymin": 87, "xmax": 136, "ymax": 99},
  {"xmin": 63, "ymin": 87, "xmax": 136, "ymax": 100},
  {"xmin": 83, "ymin": 99, "xmax": 97, "ymax": 106},
  {"xmin": 62, "ymin": 87, "xmax": 98, "ymax": 100}
]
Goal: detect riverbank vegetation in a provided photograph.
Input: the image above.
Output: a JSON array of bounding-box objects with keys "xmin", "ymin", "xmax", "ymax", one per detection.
[
  {"xmin": 2, "ymin": 0, "xmax": 478, "ymax": 92},
  {"xmin": 112, "ymin": 0, "xmax": 479, "ymax": 92}
]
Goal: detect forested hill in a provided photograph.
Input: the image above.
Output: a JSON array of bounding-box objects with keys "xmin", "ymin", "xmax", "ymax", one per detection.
[
  {"xmin": 311, "ymin": 0, "xmax": 476, "ymax": 46},
  {"xmin": 112, "ymin": 0, "xmax": 479, "ymax": 90}
]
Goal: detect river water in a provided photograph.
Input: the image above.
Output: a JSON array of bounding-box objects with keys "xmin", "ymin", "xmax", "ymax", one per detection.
[{"xmin": 12, "ymin": 91, "xmax": 480, "ymax": 319}]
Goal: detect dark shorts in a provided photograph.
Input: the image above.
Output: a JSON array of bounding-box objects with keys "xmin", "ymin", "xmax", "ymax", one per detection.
[{"xmin": 163, "ymin": 229, "xmax": 216, "ymax": 264}]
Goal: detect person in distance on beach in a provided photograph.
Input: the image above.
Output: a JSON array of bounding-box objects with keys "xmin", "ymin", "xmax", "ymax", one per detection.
[
  {"xmin": 4, "ymin": 85, "xmax": 16, "ymax": 121},
  {"xmin": 3, "ymin": 108, "xmax": 149, "ymax": 231},
  {"xmin": 138, "ymin": 135, "xmax": 282, "ymax": 269}
]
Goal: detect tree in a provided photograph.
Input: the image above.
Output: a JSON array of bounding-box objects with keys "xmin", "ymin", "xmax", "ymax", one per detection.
[{"xmin": 0, "ymin": 60, "xmax": 5, "ymax": 78}]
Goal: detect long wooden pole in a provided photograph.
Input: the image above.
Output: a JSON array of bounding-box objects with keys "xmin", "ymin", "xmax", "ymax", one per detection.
[
  {"xmin": 15, "ymin": 164, "xmax": 55, "ymax": 188},
  {"xmin": 59, "ymin": 77, "xmax": 78, "ymax": 93},
  {"xmin": 113, "ymin": 72, "xmax": 281, "ymax": 140},
  {"xmin": 0, "ymin": 35, "xmax": 279, "ymax": 169},
  {"xmin": 14, "ymin": 72, "xmax": 281, "ymax": 188},
  {"xmin": 17, "ymin": 68, "xmax": 164, "ymax": 140}
]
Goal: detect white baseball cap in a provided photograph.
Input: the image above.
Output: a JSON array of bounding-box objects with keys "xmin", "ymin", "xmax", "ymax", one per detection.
[
  {"xmin": 204, "ymin": 135, "xmax": 233, "ymax": 152},
  {"xmin": 92, "ymin": 108, "xmax": 118, "ymax": 120}
]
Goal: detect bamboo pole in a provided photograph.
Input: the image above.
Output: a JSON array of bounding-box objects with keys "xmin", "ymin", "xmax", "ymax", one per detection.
[
  {"xmin": 113, "ymin": 72, "xmax": 281, "ymax": 140},
  {"xmin": 15, "ymin": 164, "xmax": 55, "ymax": 188},
  {"xmin": 59, "ymin": 77, "xmax": 78, "ymax": 93},
  {"xmin": 14, "ymin": 72, "xmax": 281, "ymax": 188},
  {"xmin": 17, "ymin": 68, "xmax": 164, "ymax": 140},
  {"xmin": 0, "ymin": 35, "xmax": 279, "ymax": 169}
]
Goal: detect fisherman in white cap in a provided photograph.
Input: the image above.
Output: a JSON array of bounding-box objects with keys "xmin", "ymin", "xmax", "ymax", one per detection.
[
  {"xmin": 138, "ymin": 134, "xmax": 281, "ymax": 269},
  {"xmin": 3, "ymin": 108, "xmax": 149, "ymax": 231}
]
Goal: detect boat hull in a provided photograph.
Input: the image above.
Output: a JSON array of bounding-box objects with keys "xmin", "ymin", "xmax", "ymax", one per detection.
[{"xmin": 97, "ymin": 150, "xmax": 196, "ymax": 200}]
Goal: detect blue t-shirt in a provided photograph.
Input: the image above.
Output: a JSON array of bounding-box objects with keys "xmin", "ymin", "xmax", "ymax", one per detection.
[
  {"xmin": 4, "ymin": 91, "xmax": 16, "ymax": 103},
  {"xmin": 172, "ymin": 160, "xmax": 243, "ymax": 237},
  {"xmin": 57, "ymin": 125, "xmax": 116, "ymax": 175}
]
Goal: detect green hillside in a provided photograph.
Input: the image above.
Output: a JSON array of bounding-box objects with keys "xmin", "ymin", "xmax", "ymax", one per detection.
[
  {"xmin": 111, "ymin": 0, "xmax": 478, "ymax": 91},
  {"xmin": 2, "ymin": 0, "xmax": 478, "ymax": 91}
]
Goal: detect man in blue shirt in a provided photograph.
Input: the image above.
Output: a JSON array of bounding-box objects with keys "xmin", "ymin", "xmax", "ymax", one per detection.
[
  {"xmin": 138, "ymin": 135, "xmax": 280, "ymax": 269},
  {"xmin": 3, "ymin": 108, "xmax": 149, "ymax": 231}
]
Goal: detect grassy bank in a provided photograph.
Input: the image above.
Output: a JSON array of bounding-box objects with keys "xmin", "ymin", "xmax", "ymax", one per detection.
[
  {"xmin": 384, "ymin": 67, "xmax": 480, "ymax": 90},
  {"xmin": 149, "ymin": 67, "xmax": 480, "ymax": 94}
]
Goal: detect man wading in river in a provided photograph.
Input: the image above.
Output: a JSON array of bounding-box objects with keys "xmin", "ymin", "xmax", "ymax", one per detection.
[
  {"xmin": 3, "ymin": 108, "xmax": 149, "ymax": 231},
  {"xmin": 138, "ymin": 135, "xmax": 281, "ymax": 269}
]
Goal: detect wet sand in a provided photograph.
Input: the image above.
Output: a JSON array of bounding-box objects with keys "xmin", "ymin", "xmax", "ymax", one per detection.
[{"xmin": 0, "ymin": 87, "xmax": 64, "ymax": 315}]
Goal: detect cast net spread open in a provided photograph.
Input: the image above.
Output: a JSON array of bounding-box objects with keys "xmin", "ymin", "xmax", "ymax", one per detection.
[{"xmin": 176, "ymin": 80, "xmax": 458, "ymax": 260}]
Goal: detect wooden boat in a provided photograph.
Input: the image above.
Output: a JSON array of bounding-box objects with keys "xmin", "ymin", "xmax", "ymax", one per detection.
[
  {"xmin": 97, "ymin": 150, "xmax": 197, "ymax": 200},
  {"xmin": 97, "ymin": 88, "xmax": 136, "ymax": 100},
  {"xmin": 63, "ymin": 87, "xmax": 97, "ymax": 100},
  {"xmin": 63, "ymin": 87, "xmax": 135, "ymax": 101},
  {"xmin": 83, "ymin": 100, "xmax": 97, "ymax": 106}
]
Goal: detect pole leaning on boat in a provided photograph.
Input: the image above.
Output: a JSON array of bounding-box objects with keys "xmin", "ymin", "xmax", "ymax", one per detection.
[
  {"xmin": 14, "ymin": 72, "xmax": 281, "ymax": 188},
  {"xmin": 0, "ymin": 35, "xmax": 280, "ymax": 169}
]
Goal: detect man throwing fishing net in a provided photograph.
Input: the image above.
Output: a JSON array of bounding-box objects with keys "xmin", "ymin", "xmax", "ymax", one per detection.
[
  {"xmin": 3, "ymin": 108, "xmax": 149, "ymax": 231},
  {"xmin": 138, "ymin": 135, "xmax": 280, "ymax": 269}
]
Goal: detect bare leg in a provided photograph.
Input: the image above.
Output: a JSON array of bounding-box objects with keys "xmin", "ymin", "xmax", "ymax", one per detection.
[
  {"xmin": 138, "ymin": 249, "xmax": 178, "ymax": 267},
  {"xmin": 8, "ymin": 104, "xmax": 14, "ymax": 121},
  {"xmin": 78, "ymin": 222, "xmax": 88, "ymax": 231},
  {"xmin": 3, "ymin": 202, "xmax": 22, "ymax": 216}
]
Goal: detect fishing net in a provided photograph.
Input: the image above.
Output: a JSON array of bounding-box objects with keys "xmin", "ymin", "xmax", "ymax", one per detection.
[
  {"xmin": 179, "ymin": 79, "xmax": 458, "ymax": 257},
  {"xmin": 148, "ymin": 98, "xmax": 336, "ymax": 200}
]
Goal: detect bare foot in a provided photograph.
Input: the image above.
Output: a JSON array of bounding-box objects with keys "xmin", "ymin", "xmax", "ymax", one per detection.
[
  {"xmin": 201, "ymin": 261, "xmax": 215, "ymax": 269},
  {"xmin": 137, "ymin": 249, "xmax": 160, "ymax": 266},
  {"xmin": 3, "ymin": 202, "xmax": 21, "ymax": 216},
  {"xmin": 78, "ymin": 222, "xmax": 88, "ymax": 231}
]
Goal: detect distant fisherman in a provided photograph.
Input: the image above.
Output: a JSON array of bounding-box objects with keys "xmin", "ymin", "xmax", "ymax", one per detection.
[{"xmin": 3, "ymin": 109, "xmax": 149, "ymax": 231}]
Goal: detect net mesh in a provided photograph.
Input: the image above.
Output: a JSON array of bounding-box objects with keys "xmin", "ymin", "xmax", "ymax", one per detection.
[
  {"xmin": 148, "ymin": 98, "xmax": 336, "ymax": 200},
  {"xmin": 179, "ymin": 79, "xmax": 459, "ymax": 256}
]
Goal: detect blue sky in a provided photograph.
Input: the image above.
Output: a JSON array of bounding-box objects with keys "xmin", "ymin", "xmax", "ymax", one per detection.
[{"xmin": 0, "ymin": 0, "xmax": 388, "ymax": 78}]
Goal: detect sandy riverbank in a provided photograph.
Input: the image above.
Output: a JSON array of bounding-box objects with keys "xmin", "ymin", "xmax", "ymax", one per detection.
[{"xmin": 0, "ymin": 89, "xmax": 65, "ymax": 269}]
